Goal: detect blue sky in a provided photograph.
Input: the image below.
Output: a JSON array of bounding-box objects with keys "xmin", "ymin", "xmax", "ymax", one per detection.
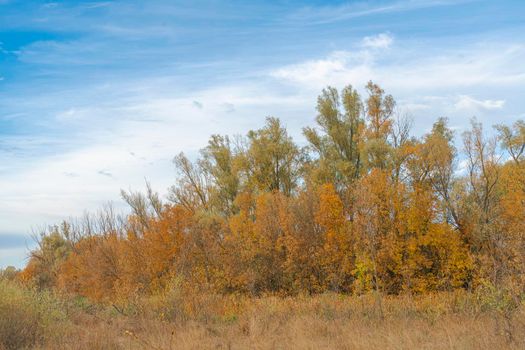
[{"xmin": 1, "ymin": 0, "xmax": 524, "ymax": 268}]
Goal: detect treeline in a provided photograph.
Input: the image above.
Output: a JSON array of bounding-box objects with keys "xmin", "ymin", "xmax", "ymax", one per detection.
[{"xmin": 20, "ymin": 82, "xmax": 525, "ymax": 303}]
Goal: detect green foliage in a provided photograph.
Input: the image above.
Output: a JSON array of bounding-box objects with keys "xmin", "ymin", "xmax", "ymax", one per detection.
[
  {"xmin": 244, "ymin": 117, "xmax": 304, "ymax": 195},
  {"xmin": 304, "ymin": 85, "xmax": 364, "ymax": 189},
  {"xmin": 201, "ymin": 134, "xmax": 241, "ymax": 216},
  {"xmin": 495, "ymin": 119, "xmax": 525, "ymax": 164},
  {"xmin": 22, "ymin": 223, "xmax": 73, "ymax": 289},
  {"xmin": 475, "ymin": 281, "xmax": 521, "ymax": 314},
  {"xmin": 0, "ymin": 280, "xmax": 67, "ymax": 350}
]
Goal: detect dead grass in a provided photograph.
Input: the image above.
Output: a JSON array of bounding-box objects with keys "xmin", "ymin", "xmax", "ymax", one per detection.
[
  {"xmin": 0, "ymin": 280, "xmax": 67, "ymax": 350},
  {"xmin": 29, "ymin": 292, "xmax": 525, "ymax": 350}
]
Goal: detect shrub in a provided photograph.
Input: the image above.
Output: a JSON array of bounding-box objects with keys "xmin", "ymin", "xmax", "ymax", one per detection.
[{"xmin": 0, "ymin": 280, "xmax": 66, "ymax": 350}]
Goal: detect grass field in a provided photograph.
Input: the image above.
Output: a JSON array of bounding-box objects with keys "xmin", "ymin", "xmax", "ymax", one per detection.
[{"xmin": 2, "ymin": 279, "xmax": 524, "ymax": 350}]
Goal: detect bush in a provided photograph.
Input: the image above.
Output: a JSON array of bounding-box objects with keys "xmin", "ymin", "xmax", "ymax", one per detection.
[
  {"xmin": 0, "ymin": 304, "xmax": 41, "ymax": 349},
  {"xmin": 0, "ymin": 266, "xmax": 19, "ymax": 281},
  {"xmin": 0, "ymin": 280, "xmax": 66, "ymax": 350}
]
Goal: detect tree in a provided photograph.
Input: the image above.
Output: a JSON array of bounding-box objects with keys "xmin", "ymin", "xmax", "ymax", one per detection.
[
  {"xmin": 58, "ymin": 234, "xmax": 121, "ymax": 302},
  {"xmin": 241, "ymin": 117, "xmax": 303, "ymax": 196},
  {"xmin": 353, "ymin": 169, "xmax": 401, "ymax": 294},
  {"xmin": 169, "ymin": 153, "xmax": 211, "ymax": 212},
  {"xmin": 493, "ymin": 161, "xmax": 525, "ymax": 291},
  {"xmin": 463, "ymin": 119, "xmax": 505, "ymax": 286},
  {"xmin": 20, "ymin": 223, "xmax": 72, "ymax": 289},
  {"xmin": 408, "ymin": 118, "xmax": 465, "ymax": 230},
  {"xmin": 0, "ymin": 266, "xmax": 19, "ymax": 281},
  {"xmin": 316, "ymin": 183, "xmax": 354, "ymax": 292},
  {"xmin": 495, "ymin": 120, "xmax": 525, "ymax": 164},
  {"xmin": 401, "ymin": 183, "xmax": 472, "ymax": 292},
  {"xmin": 362, "ymin": 81, "xmax": 395, "ymax": 171},
  {"xmin": 278, "ymin": 187, "xmax": 324, "ymax": 294},
  {"xmin": 200, "ymin": 135, "xmax": 241, "ymax": 216},
  {"xmin": 303, "ymin": 85, "xmax": 364, "ymax": 191}
]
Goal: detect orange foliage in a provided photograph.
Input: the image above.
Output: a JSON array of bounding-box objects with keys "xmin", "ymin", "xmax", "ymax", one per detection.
[{"xmin": 20, "ymin": 83, "xmax": 525, "ymax": 303}]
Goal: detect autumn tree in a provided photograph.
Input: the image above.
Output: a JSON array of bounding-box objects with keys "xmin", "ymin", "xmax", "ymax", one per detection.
[
  {"xmin": 21, "ymin": 223, "xmax": 72, "ymax": 289},
  {"xmin": 21, "ymin": 82, "xmax": 525, "ymax": 302},
  {"xmin": 316, "ymin": 183, "xmax": 354, "ymax": 292},
  {"xmin": 169, "ymin": 153, "xmax": 211, "ymax": 212},
  {"xmin": 495, "ymin": 120, "xmax": 525, "ymax": 291},
  {"xmin": 495, "ymin": 120, "xmax": 525, "ymax": 164},
  {"xmin": 460, "ymin": 119, "xmax": 505, "ymax": 286},
  {"xmin": 278, "ymin": 187, "xmax": 325, "ymax": 294},
  {"xmin": 0, "ymin": 266, "xmax": 19, "ymax": 281},
  {"xmin": 224, "ymin": 191, "xmax": 289, "ymax": 294},
  {"xmin": 200, "ymin": 134, "xmax": 241, "ymax": 216},
  {"xmin": 303, "ymin": 86, "xmax": 364, "ymax": 191},
  {"xmin": 352, "ymin": 169, "xmax": 401, "ymax": 293},
  {"xmin": 58, "ymin": 234, "xmax": 121, "ymax": 302},
  {"xmin": 362, "ymin": 81, "xmax": 395, "ymax": 171},
  {"xmin": 241, "ymin": 117, "xmax": 303, "ymax": 196},
  {"xmin": 401, "ymin": 182, "xmax": 472, "ymax": 292}
]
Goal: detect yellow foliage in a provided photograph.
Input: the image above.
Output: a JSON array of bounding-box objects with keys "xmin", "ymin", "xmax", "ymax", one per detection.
[{"xmin": 20, "ymin": 85, "xmax": 525, "ymax": 304}]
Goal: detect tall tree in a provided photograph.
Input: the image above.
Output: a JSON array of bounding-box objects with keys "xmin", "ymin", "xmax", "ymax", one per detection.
[
  {"xmin": 200, "ymin": 135, "xmax": 241, "ymax": 216},
  {"xmin": 463, "ymin": 119, "xmax": 505, "ymax": 285},
  {"xmin": 362, "ymin": 81, "xmax": 396, "ymax": 171},
  {"xmin": 303, "ymin": 85, "xmax": 364, "ymax": 190},
  {"xmin": 170, "ymin": 153, "xmax": 211, "ymax": 212},
  {"xmin": 241, "ymin": 117, "xmax": 303, "ymax": 196},
  {"xmin": 495, "ymin": 120, "xmax": 525, "ymax": 164}
]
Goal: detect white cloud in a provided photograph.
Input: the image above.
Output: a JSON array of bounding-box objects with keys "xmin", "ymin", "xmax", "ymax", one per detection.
[
  {"xmin": 362, "ymin": 33, "xmax": 393, "ymax": 49},
  {"xmin": 268, "ymin": 37, "xmax": 524, "ymax": 138},
  {"xmin": 55, "ymin": 107, "xmax": 78, "ymax": 121},
  {"xmin": 455, "ymin": 95, "xmax": 505, "ymax": 111},
  {"xmin": 270, "ymin": 50, "xmax": 373, "ymax": 89},
  {"xmin": 271, "ymin": 43, "xmax": 525, "ymax": 92}
]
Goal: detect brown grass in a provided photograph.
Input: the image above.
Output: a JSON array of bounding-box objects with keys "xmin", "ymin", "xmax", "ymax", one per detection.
[
  {"xmin": 29, "ymin": 292, "xmax": 525, "ymax": 350},
  {"xmin": 0, "ymin": 281, "xmax": 67, "ymax": 350}
]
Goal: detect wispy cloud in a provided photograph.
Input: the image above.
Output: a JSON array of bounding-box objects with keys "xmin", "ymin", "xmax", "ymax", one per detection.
[
  {"xmin": 455, "ymin": 95, "xmax": 506, "ymax": 111},
  {"xmin": 362, "ymin": 33, "xmax": 394, "ymax": 49},
  {"xmin": 288, "ymin": 0, "xmax": 475, "ymax": 25},
  {"xmin": 270, "ymin": 44, "xmax": 525, "ymax": 91},
  {"xmin": 270, "ymin": 50, "xmax": 373, "ymax": 89}
]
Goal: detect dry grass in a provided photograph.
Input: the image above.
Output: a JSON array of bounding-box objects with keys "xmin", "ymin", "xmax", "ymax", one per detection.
[
  {"xmin": 1, "ymin": 279, "xmax": 523, "ymax": 349},
  {"xmin": 0, "ymin": 280, "xmax": 67, "ymax": 350},
  {"xmin": 28, "ymin": 292, "xmax": 525, "ymax": 350}
]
